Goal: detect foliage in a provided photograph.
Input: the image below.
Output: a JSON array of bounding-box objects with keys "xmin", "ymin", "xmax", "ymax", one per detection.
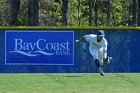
[
  {"xmin": 14, "ymin": 0, "xmax": 28, "ymax": 26},
  {"xmin": 40, "ymin": 0, "xmax": 62, "ymax": 26},
  {"xmin": 111, "ymin": 0, "xmax": 130, "ymax": 26},
  {"xmin": 0, "ymin": 0, "xmax": 10, "ymax": 26},
  {"xmin": 0, "ymin": 0, "xmax": 139, "ymax": 26}
]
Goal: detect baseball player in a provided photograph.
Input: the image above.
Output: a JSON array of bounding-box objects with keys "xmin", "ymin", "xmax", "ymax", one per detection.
[{"xmin": 76, "ymin": 30, "xmax": 112, "ymax": 76}]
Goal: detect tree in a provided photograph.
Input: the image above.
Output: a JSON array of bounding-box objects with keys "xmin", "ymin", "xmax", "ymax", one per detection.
[
  {"xmin": 10, "ymin": 0, "xmax": 20, "ymax": 25},
  {"xmin": 94, "ymin": 0, "xmax": 98, "ymax": 26},
  {"xmin": 62, "ymin": 0, "xmax": 69, "ymax": 26},
  {"xmin": 106, "ymin": 0, "xmax": 111, "ymax": 26},
  {"xmin": 78, "ymin": 0, "xmax": 81, "ymax": 26},
  {"xmin": 138, "ymin": 0, "xmax": 140, "ymax": 26},
  {"xmin": 132, "ymin": 0, "xmax": 138, "ymax": 26},
  {"xmin": 89, "ymin": 0, "xmax": 94, "ymax": 26},
  {"xmin": 28, "ymin": 0, "xmax": 39, "ymax": 26},
  {"xmin": 0, "ymin": 0, "xmax": 139, "ymax": 26}
]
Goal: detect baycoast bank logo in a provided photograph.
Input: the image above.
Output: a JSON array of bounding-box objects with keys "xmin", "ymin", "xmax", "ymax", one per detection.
[
  {"xmin": 5, "ymin": 30, "xmax": 74, "ymax": 65},
  {"xmin": 10, "ymin": 39, "xmax": 71, "ymax": 56}
]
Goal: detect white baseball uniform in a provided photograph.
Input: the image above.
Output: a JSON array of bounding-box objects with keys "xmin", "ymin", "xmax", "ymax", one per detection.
[{"xmin": 85, "ymin": 34, "xmax": 108, "ymax": 62}]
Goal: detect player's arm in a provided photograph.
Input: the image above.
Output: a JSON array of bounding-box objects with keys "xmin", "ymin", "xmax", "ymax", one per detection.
[
  {"xmin": 103, "ymin": 40, "xmax": 112, "ymax": 63},
  {"xmin": 103, "ymin": 40, "xmax": 108, "ymax": 59},
  {"xmin": 76, "ymin": 35, "xmax": 93, "ymax": 44},
  {"xmin": 103, "ymin": 49, "xmax": 112, "ymax": 64},
  {"xmin": 75, "ymin": 36, "xmax": 86, "ymax": 44},
  {"xmin": 103, "ymin": 50, "xmax": 107, "ymax": 59}
]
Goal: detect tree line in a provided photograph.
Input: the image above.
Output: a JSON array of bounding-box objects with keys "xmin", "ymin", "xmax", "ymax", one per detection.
[{"xmin": 0, "ymin": 0, "xmax": 140, "ymax": 26}]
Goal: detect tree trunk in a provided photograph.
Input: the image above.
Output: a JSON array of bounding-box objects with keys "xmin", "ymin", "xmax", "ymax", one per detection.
[
  {"xmin": 128, "ymin": 0, "xmax": 132, "ymax": 26},
  {"xmin": 28, "ymin": 0, "xmax": 39, "ymax": 26},
  {"xmin": 10, "ymin": 0, "xmax": 20, "ymax": 25},
  {"xmin": 132, "ymin": 0, "xmax": 138, "ymax": 26},
  {"xmin": 106, "ymin": 0, "xmax": 111, "ymax": 26},
  {"xmin": 78, "ymin": 0, "xmax": 81, "ymax": 26},
  {"xmin": 62, "ymin": 0, "xmax": 69, "ymax": 26},
  {"xmin": 89, "ymin": 0, "xmax": 94, "ymax": 26},
  {"xmin": 138, "ymin": 0, "xmax": 140, "ymax": 26},
  {"xmin": 94, "ymin": 0, "xmax": 98, "ymax": 26}
]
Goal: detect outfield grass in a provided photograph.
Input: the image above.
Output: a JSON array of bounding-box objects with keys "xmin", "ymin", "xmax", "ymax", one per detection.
[{"xmin": 0, "ymin": 73, "xmax": 139, "ymax": 93}]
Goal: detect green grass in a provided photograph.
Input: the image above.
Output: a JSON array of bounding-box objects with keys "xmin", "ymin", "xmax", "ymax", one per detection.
[{"xmin": 0, "ymin": 73, "xmax": 140, "ymax": 93}]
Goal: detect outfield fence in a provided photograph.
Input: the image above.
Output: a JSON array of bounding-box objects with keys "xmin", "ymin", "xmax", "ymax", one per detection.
[{"xmin": 0, "ymin": 27, "xmax": 140, "ymax": 73}]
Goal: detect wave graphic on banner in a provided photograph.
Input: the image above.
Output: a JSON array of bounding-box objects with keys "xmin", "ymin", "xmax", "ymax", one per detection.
[
  {"xmin": 10, "ymin": 50, "xmax": 54, "ymax": 57},
  {"xmin": 33, "ymin": 51, "xmax": 54, "ymax": 55}
]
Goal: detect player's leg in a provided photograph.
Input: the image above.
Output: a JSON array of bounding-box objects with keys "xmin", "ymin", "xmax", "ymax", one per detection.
[
  {"xmin": 89, "ymin": 47, "xmax": 104, "ymax": 76},
  {"xmin": 89, "ymin": 47, "xmax": 100, "ymax": 68},
  {"xmin": 98, "ymin": 49, "xmax": 104, "ymax": 76}
]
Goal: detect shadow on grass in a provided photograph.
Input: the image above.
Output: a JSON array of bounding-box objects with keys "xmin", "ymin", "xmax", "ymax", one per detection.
[{"xmin": 65, "ymin": 75, "xmax": 83, "ymax": 78}]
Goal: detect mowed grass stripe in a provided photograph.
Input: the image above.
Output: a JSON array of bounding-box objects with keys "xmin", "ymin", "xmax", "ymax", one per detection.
[{"xmin": 0, "ymin": 73, "xmax": 139, "ymax": 93}]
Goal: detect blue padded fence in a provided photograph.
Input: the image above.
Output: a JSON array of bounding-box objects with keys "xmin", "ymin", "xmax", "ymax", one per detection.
[{"xmin": 0, "ymin": 29, "xmax": 140, "ymax": 73}]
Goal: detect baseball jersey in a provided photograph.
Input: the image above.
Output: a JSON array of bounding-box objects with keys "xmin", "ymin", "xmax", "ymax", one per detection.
[{"xmin": 85, "ymin": 34, "xmax": 108, "ymax": 50}]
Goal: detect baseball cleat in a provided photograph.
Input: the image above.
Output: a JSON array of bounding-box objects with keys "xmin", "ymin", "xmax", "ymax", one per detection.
[{"xmin": 98, "ymin": 66, "xmax": 104, "ymax": 76}]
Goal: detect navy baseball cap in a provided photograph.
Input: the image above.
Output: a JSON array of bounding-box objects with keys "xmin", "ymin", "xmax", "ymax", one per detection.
[{"xmin": 97, "ymin": 30, "xmax": 105, "ymax": 36}]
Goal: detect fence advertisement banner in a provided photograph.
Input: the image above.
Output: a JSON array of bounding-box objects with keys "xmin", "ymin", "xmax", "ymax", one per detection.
[{"xmin": 5, "ymin": 30, "xmax": 74, "ymax": 65}]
